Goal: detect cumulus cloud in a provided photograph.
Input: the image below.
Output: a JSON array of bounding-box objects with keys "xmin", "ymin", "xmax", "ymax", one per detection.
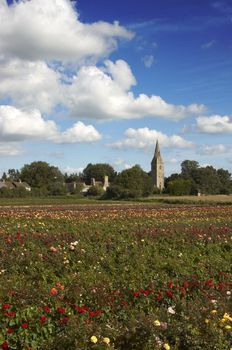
[
  {"xmin": 199, "ymin": 144, "xmax": 226, "ymax": 155},
  {"xmin": 0, "ymin": 58, "xmax": 62, "ymax": 112},
  {"xmin": 0, "ymin": 0, "xmax": 133, "ymax": 62},
  {"xmin": 56, "ymin": 122, "xmax": 102, "ymax": 144},
  {"xmin": 67, "ymin": 60, "xmax": 205, "ymax": 121},
  {"xmin": 197, "ymin": 115, "xmax": 232, "ymax": 133},
  {"xmin": 0, "ymin": 105, "xmax": 101, "ymax": 143},
  {"xmin": 109, "ymin": 127, "xmax": 194, "ymax": 150},
  {"xmin": 0, "ymin": 57, "xmax": 205, "ymax": 120},
  {"xmin": 142, "ymin": 55, "xmax": 155, "ymax": 68}
]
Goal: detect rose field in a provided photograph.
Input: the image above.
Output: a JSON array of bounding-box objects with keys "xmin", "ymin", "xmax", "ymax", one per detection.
[{"xmin": 0, "ymin": 203, "xmax": 231, "ymax": 350}]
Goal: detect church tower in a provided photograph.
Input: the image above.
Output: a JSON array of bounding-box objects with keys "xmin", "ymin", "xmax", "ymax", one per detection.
[{"xmin": 151, "ymin": 140, "xmax": 164, "ymax": 191}]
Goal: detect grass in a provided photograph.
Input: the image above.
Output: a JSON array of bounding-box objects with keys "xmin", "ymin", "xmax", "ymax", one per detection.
[{"xmin": 1, "ymin": 194, "xmax": 232, "ymax": 207}]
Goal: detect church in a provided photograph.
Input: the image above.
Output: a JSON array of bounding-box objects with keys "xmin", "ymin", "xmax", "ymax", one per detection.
[{"xmin": 151, "ymin": 140, "xmax": 164, "ymax": 191}]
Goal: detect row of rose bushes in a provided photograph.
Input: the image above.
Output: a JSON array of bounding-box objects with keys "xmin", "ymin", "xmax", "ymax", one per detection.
[{"xmin": 0, "ymin": 204, "xmax": 231, "ymax": 349}]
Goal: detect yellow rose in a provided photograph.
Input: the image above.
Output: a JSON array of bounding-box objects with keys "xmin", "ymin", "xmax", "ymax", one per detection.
[
  {"xmin": 154, "ymin": 319, "xmax": 161, "ymax": 326},
  {"xmin": 210, "ymin": 310, "xmax": 217, "ymax": 314},
  {"xmin": 163, "ymin": 343, "xmax": 171, "ymax": 350},
  {"xmin": 225, "ymin": 325, "xmax": 231, "ymax": 330},
  {"xmin": 205, "ymin": 319, "xmax": 209, "ymax": 324},
  {"xmin": 223, "ymin": 313, "xmax": 232, "ymax": 322},
  {"xmin": 90, "ymin": 335, "xmax": 98, "ymax": 343},
  {"xmin": 103, "ymin": 337, "xmax": 110, "ymax": 344}
]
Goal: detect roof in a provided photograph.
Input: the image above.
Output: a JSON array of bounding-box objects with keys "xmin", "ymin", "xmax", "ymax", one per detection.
[{"xmin": 0, "ymin": 181, "xmax": 14, "ymax": 189}]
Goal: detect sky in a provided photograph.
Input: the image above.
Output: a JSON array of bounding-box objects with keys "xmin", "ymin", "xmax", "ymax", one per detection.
[{"xmin": 0, "ymin": 0, "xmax": 232, "ymax": 177}]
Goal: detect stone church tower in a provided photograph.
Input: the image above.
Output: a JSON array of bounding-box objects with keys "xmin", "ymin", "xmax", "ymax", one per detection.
[{"xmin": 151, "ymin": 140, "xmax": 164, "ymax": 191}]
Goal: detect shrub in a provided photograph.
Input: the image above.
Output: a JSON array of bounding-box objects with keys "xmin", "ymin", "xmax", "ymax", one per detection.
[{"xmin": 87, "ymin": 185, "xmax": 104, "ymax": 197}]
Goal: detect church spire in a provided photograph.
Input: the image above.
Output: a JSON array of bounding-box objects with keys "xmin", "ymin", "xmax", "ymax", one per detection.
[
  {"xmin": 151, "ymin": 139, "xmax": 164, "ymax": 191},
  {"xmin": 154, "ymin": 140, "xmax": 161, "ymax": 158}
]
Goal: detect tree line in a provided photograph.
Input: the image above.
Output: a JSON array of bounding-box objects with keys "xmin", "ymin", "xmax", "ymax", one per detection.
[
  {"xmin": 165, "ymin": 160, "xmax": 232, "ymax": 195},
  {"xmin": 0, "ymin": 160, "xmax": 231, "ymax": 198}
]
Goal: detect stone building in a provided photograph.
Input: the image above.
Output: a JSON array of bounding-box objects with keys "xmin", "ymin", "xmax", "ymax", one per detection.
[{"xmin": 151, "ymin": 140, "xmax": 164, "ymax": 191}]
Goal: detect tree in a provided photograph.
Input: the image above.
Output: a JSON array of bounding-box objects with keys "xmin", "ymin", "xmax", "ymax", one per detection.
[
  {"xmin": 181, "ymin": 160, "xmax": 199, "ymax": 178},
  {"xmin": 217, "ymin": 169, "xmax": 232, "ymax": 194},
  {"xmin": 87, "ymin": 185, "xmax": 104, "ymax": 197},
  {"xmin": 64, "ymin": 172, "xmax": 82, "ymax": 183},
  {"xmin": 106, "ymin": 165, "xmax": 153, "ymax": 199},
  {"xmin": 7, "ymin": 169, "xmax": 21, "ymax": 181},
  {"xmin": 21, "ymin": 161, "xmax": 65, "ymax": 195},
  {"xmin": 82, "ymin": 163, "xmax": 116, "ymax": 185},
  {"xmin": 167, "ymin": 178, "xmax": 193, "ymax": 196},
  {"xmin": 1, "ymin": 172, "xmax": 7, "ymax": 181},
  {"xmin": 193, "ymin": 166, "xmax": 221, "ymax": 195}
]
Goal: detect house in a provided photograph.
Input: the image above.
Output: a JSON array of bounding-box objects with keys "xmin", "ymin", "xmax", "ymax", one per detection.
[
  {"xmin": 66, "ymin": 176, "xmax": 110, "ymax": 194},
  {"xmin": 0, "ymin": 179, "xmax": 31, "ymax": 191},
  {"xmin": 0, "ymin": 180, "xmax": 14, "ymax": 190},
  {"xmin": 13, "ymin": 180, "xmax": 31, "ymax": 191}
]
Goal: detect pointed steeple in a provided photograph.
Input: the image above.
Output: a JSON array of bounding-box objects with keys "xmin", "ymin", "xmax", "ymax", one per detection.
[
  {"xmin": 154, "ymin": 140, "xmax": 161, "ymax": 158},
  {"xmin": 151, "ymin": 140, "xmax": 161, "ymax": 164},
  {"xmin": 151, "ymin": 139, "xmax": 164, "ymax": 191}
]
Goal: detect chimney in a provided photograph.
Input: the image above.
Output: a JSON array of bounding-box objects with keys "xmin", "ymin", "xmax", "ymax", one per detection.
[
  {"xmin": 91, "ymin": 178, "xmax": 96, "ymax": 186},
  {"xmin": 103, "ymin": 175, "xmax": 109, "ymax": 190}
]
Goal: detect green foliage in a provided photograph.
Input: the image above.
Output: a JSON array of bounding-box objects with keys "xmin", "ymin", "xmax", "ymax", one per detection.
[
  {"xmin": 82, "ymin": 163, "xmax": 116, "ymax": 185},
  {"xmin": 69, "ymin": 182, "xmax": 84, "ymax": 196},
  {"xmin": 0, "ymin": 187, "xmax": 30, "ymax": 198},
  {"xmin": 166, "ymin": 160, "xmax": 232, "ymax": 195},
  {"xmin": 107, "ymin": 165, "xmax": 153, "ymax": 199},
  {"xmin": 87, "ymin": 185, "xmax": 105, "ymax": 197},
  {"xmin": 181, "ymin": 160, "xmax": 200, "ymax": 178},
  {"xmin": 7, "ymin": 169, "xmax": 21, "ymax": 181},
  {"xmin": 21, "ymin": 161, "xmax": 65, "ymax": 195},
  {"xmin": 64, "ymin": 173, "xmax": 82, "ymax": 183},
  {"xmin": 167, "ymin": 178, "xmax": 193, "ymax": 196},
  {"xmin": 0, "ymin": 204, "xmax": 231, "ymax": 349}
]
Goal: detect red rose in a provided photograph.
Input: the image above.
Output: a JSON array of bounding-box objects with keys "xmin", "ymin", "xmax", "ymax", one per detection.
[
  {"xmin": 40, "ymin": 315, "xmax": 47, "ymax": 322},
  {"xmin": 21, "ymin": 323, "xmax": 28, "ymax": 329},
  {"xmin": 57, "ymin": 307, "xmax": 65, "ymax": 313},
  {"xmin": 7, "ymin": 328, "xmax": 14, "ymax": 334},
  {"xmin": 1, "ymin": 341, "xmax": 9, "ymax": 349},
  {"xmin": 76, "ymin": 306, "xmax": 88, "ymax": 313},
  {"xmin": 44, "ymin": 306, "xmax": 51, "ymax": 313},
  {"xmin": 5, "ymin": 311, "xmax": 15, "ymax": 318},
  {"xmin": 89, "ymin": 311, "xmax": 94, "ymax": 317},
  {"xmin": 2, "ymin": 304, "xmax": 10, "ymax": 310}
]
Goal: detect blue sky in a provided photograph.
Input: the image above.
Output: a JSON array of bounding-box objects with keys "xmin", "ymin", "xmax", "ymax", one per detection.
[{"xmin": 0, "ymin": 0, "xmax": 231, "ymax": 176}]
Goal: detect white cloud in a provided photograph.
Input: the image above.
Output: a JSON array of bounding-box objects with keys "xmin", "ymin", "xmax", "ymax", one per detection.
[
  {"xmin": 199, "ymin": 144, "xmax": 226, "ymax": 155},
  {"xmin": 109, "ymin": 127, "xmax": 194, "ymax": 150},
  {"xmin": 0, "ymin": 0, "xmax": 133, "ymax": 62},
  {"xmin": 0, "ymin": 58, "xmax": 205, "ymax": 120},
  {"xmin": 201, "ymin": 40, "xmax": 216, "ymax": 49},
  {"xmin": 142, "ymin": 55, "xmax": 155, "ymax": 68},
  {"xmin": 67, "ymin": 60, "xmax": 205, "ymax": 121},
  {"xmin": 0, "ymin": 58, "xmax": 62, "ymax": 112},
  {"xmin": 0, "ymin": 142, "xmax": 23, "ymax": 156},
  {"xmin": 167, "ymin": 158, "xmax": 179, "ymax": 164},
  {"xmin": 57, "ymin": 121, "xmax": 102, "ymax": 144},
  {"xmin": 104, "ymin": 59, "xmax": 136, "ymax": 91},
  {"xmin": 0, "ymin": 105, "xmax": 102, "ymax": 143},
  {"xmin": 112, "ymin": 158, "xmax": 133, "ymax": 170},
  {"xmin": 62, "ymin": 166, "xmax": 84, "ymax": 175},
  {"xmin": 197, "ymin": 115, "xmax": 232, "ymax": 133}
]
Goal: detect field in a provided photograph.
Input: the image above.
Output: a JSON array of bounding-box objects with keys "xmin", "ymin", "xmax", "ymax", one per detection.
[{"xmin": 0, "ymin": 204, "xmax": 231, "ymax": 349}]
